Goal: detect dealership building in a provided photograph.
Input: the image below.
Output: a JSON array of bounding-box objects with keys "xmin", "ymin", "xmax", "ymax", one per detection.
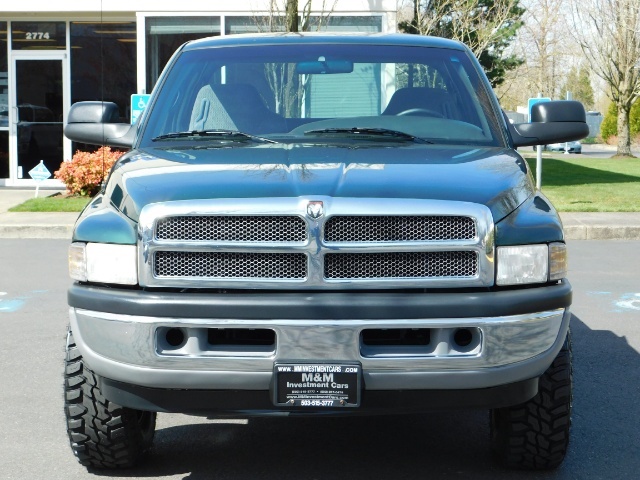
[{"xmin": 0, "ymin": 1, "xmax": 397, "ymax": 187}]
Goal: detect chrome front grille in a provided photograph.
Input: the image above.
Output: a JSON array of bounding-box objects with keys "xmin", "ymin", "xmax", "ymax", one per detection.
[
  {"xmin": 155, "ymin": 252, "xmax": 307, "ymax": 279},
  {"xmin": 325, "ymin": 216, "xmax": 476, "ymax": 242},
  {"xmin": 156, "ymin": 215, "xmax": 306, "ymax": 242},
  {"xmin": 325, "ymin": 251, "xmax": 478, "ymax": 279},
  {"xmin": 138, "ymin": 197, "xmax": 495, "ymax": 289}
]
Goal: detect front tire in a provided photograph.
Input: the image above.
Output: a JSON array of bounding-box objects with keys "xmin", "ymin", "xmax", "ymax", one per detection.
[
  {"xmin": 64, "ymin": 329, "xmax": 156, "ymax": 469},
  {"xmin": 490, "ymin": 332, "xmax": 572, "ymax": 470}
]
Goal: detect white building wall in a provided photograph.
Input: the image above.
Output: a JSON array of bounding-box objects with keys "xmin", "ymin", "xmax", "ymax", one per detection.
[
  {"xmin": 0, "ymin": 1, "xmax": 397, "ymax": 186},
  {"xmin": 1, "ymin": 1, "xmax": 396, "ymax": 14}
]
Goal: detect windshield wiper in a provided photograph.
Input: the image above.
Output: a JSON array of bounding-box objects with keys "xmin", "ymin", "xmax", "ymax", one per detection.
[
  {"xmin": 304, "ymin": 127, "xmax": 432, "ymax": 144},
  {"xmin": 152, "ymin": 129, "xmax": 276, "ymax": 143}
]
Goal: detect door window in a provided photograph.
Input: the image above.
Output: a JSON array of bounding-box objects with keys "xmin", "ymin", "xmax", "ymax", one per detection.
[
  {"xmin": 15, "ymin": 59, "xmax": 63, "ymax": 178},
  {"xmin": 0, "ymin": 21, "xmax": 7, "ymax": 178}
]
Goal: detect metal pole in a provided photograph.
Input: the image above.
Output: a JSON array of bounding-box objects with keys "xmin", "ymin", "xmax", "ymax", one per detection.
[
  {"xmin": 564, "ymin": 91, "xmax": 572, "ymax": 154},
  {"xmin": 536, "ymin": 145, "xmax": 542, "ymax": 190},
  {"xmin": 536, "ymin": 93, "xmax": 542, "ymax": 190}
]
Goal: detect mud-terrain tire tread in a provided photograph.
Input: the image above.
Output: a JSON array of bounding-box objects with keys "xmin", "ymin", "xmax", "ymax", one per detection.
[
  {"xmin": 490, "ymin": 332, "xmax": 572, "ymax": 470},
  {"xmin": 64, "ymin": 330, "xmax": 156, "ymax": 469}
]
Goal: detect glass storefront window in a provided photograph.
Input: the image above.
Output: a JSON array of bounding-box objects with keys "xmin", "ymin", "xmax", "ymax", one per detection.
[
  {"xmin": 315, "ymin": 16, "xmax": 382, "ymax": 32},
  {"xmin": 225, "ymin": 15, "xmax": 382, "ymax": 35},
  {"xmin": 0, "ymin": 21, "xmax": 7, "ymax": 126},
  {"xmin": 0, "ymin": 133, "xmax": 7, "ymax": 179},
  {"xmin": 146, "ymin": 17, "xmax": 221, "ymax": 92},
  {"xmin": 15, "ymin": 59, "xmax": 63, "ymax": 178},
  {"xmin": 70, "ymin": 22, "xmax": 136, "ymax": 156},
  {"xmin": 225, "ymin": 16, "xmax": 285, "ymax": 34},
  {"xmin": 0, "ymin": 21, "xmax": 7, "ymax": 178},
  {"xmin": 70, "ymin": 22, "xmax": 137, "ymax": 123},
  {"xmin": 11, "ymin": 22, "xmax": 66, "ymax": 50}
]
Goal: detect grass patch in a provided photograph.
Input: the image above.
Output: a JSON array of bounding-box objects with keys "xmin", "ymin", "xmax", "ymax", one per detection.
[
  {"xmin": 7, "ymin": 157, "xmax": 640, "ymax": 213},
  {"xmin": 525, "ymin": 156, "xmax": 640, "ymax": 211},
  {"xmin": 9, "ymin": 194, "xmax": 90, "ymax": 212}
]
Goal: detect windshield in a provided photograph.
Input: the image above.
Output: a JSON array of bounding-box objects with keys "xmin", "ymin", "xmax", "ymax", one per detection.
[{"xmin": 139, "ymin": 43, "xmax": 505, "ymax": 148}]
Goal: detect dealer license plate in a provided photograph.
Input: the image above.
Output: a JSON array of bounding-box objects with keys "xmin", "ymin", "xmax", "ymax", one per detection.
[{"xmin": 274, "ymin": 363, "xmax": 361, "ymax": 407}]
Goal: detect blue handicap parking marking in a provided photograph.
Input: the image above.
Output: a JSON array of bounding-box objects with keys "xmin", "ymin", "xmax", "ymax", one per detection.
[{"xmin": 131, "ymin": 94, "xmax": 151, "ymax": 124}]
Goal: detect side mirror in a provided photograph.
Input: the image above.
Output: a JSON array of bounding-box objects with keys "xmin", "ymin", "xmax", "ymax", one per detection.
[
  {"xmin": 64, "ymin": 101, "xmax": 135, "ymax": 148},
  {"xmin": 508, "ymin": 101, "xmax": 589, "ymax": 148}
]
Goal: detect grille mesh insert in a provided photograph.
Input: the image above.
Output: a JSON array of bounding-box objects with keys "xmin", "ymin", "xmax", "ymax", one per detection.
[
  {"xmin": 324, "ymin": 251, "xmax": 478, "ymax": 279},
  {"xmin": 324, "ymin": 216, "xmax": 476, "ymax": 242},
  {"xmin": 156, "ymin": 216, "xmax": 307, "ymax": 242},
  {"xmin": 155, "ymin": 251, "xmax": 307, "ymax": 279}
]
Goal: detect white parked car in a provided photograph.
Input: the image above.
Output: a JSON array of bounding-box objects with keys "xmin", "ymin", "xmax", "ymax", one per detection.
[{"xmin": 546, "ymin": 141, "xmax": 582, "ymax": 153}]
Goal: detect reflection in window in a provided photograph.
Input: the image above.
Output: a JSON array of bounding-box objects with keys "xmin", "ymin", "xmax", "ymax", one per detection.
[
  {"xmin": 224, "ymin": 15, "xmax": 384, "ymax": 118},
  {"xmin": 146, "ymin": 17, "xmax": 220, "ymax": 92},
  {"xmin": 226, "ymin": 16, "xmax": 384, "ymax": 118},
  {"xmin": 396, "ymin": 64, "xmax": 448, "ymax": 90},
  {"xmin": 0, "ymin": 23, "xmax": 8, "ymax": 179},
  {"xmin": 225, "ymin": 17, "xmax": 284, "ymax": 34},
  {"xmin": 11, "ymin": 22, "xmax": 66, "ymax": 50},
  {"xmin": 311, "ymin": 17, "xmax": 383, "ymax": 116},
  {"xmin": 15, "ymin": 60, "xmax": 63, "ymax": 177},
  {"xmin": 71, "ymin": 22, "xmax": 136, "ymax": 121},
  {"xmin": 0, "ymin": 21, "xmax": 7, "ymax": 129},
  {"xmin": 314, "ymin": 16, "xmax": 382, "ymax": 33},
  {"xmin": 70, "ymin": 22, "xmax": 136, "ymax": 155},
  {"xmin": 225, "ymin": 15, "xmax": 382, "ymax": 34},
  {"xmin": 0, "ymin": 131, "xmax": 7, "ymax": 178}
]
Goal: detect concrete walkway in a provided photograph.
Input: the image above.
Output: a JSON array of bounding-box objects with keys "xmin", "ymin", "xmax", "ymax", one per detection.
[
  {"xmin": 0, "ymin": 189, "xmax": 76, "ymax": 239},
  {"xmin": 1, "ymin": 188, "xmax": 639, "ymax": 240}
]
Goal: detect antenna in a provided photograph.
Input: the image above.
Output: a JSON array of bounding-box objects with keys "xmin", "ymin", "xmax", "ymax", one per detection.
[{"xmin": 101, "ymin": 0, "xmax": 105, "ymax": 182}]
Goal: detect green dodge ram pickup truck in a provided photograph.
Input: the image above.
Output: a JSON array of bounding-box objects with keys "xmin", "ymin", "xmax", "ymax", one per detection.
[{"xmin": 63, "ymin": 33, "xmax": 587, "ymax": 470}]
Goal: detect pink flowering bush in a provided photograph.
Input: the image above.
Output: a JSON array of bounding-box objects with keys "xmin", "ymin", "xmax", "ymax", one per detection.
[{"xmin": 55, "ymin": 147, "xmax": 123, "ymax": 196}]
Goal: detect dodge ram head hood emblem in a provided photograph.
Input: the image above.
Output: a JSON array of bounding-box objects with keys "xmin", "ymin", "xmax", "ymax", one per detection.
[{"xmin": 307, "ymin": 201, "xmax": 324, "ymax": 219}]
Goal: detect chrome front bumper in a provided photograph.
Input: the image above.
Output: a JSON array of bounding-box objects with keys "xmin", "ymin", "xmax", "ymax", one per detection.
[{"xmin": 70, "ymin": 306, "xmax": 570, "ymax": 391}]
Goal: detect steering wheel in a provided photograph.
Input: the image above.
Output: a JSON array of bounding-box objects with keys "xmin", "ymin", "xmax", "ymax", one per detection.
[{"xmin": 396, "ymin": 108, "xmax": 444, "ymax": 118}]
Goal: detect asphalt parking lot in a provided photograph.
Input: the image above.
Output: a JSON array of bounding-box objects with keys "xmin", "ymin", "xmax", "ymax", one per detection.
[
  {"xmin": 554, "ymin": 143, "xmax": 639, "ymax": 159},
  {"xmin": 1, "ymin": 239, "xmax": 639, "ymax": 479}
]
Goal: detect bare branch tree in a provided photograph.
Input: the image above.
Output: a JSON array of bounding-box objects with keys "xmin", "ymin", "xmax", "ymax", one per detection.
[
  {"xmin": 399, "ymin": 0, "xmax": 524, "ymax": 86},
  {"xmin": 401, "ymin": 0, "xmax": 523, "ymax": 57},
  {"xmin": 572, "ymin": 0, "xmax": 640, "ymax": 156},
  {"xmin": 520, "ymin": 0, "xmax": 571, "ymax": 97},
  {"xmin": 254, "ymin": 0, "xmax": 337, "ymax": 33},
  {"xmin": 252, "ymin": 1, "xmax": 338, "ymax": 116}
]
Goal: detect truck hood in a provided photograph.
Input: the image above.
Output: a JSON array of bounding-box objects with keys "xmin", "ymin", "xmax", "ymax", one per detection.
[{"xmin": 108, "ymin": 143, "xmax": 534, "ymax": 223}]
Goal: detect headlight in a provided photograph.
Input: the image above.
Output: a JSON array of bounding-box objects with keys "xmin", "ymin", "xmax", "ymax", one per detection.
[
  {"xmin": 69, "ymin": 242, "xmax": 138, "ymax": 285},
  {"xmin": 496, "ymin": 244, "xmax": 548, "ymax": 286},
  {"xmin": 496, "ymin": 243, "xmax": 567, "ymax": 286}
]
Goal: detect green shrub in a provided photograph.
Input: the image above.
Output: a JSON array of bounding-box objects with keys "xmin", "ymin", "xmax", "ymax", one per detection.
[
  {"xmin": 601, "ymin": 100, "xmax": 640, "ymax": 142},
  {"xmin": 633, "ymin": 102, "xmax": 640, "ymax": 137}
]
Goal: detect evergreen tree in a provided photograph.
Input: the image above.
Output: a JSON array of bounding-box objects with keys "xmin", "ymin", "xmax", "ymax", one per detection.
[
  {"xmin": 560, "ymin": 65, "xmax": 594, "ymax": 110},
  {"xmin": 601, "ymin": 100, "xmax": 640, "ymax": 142},
  {"xmin": 399, "ymin": 0, "xmax": 525, "ymax": 87}
]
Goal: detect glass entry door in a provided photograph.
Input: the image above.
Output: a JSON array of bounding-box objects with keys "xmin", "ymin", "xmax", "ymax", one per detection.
[{"xmin": 11, "ymin": 55, "xmax": 66, "ymax": 181}]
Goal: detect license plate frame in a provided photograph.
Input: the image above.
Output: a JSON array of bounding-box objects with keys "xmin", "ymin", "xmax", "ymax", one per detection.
[{"xmin": 273, "ymin": 362, "xmax": 361, "ymax": 407}]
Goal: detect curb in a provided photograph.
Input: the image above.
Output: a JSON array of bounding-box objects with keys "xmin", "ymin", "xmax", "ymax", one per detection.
[
  {"xmin": 0, "ymin": 212, "xmax": 77, "ymax": 239},
  {"xmin": 560, "ymin": 212, "xmax": 640, "ymax": 241},
  {"xmin": 0, "ymin": 225, "xmax": 73, "ymax": 239},
  {"xmin": 563, "ymin": 226, "xmax": 640, "ymax": 241}
]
